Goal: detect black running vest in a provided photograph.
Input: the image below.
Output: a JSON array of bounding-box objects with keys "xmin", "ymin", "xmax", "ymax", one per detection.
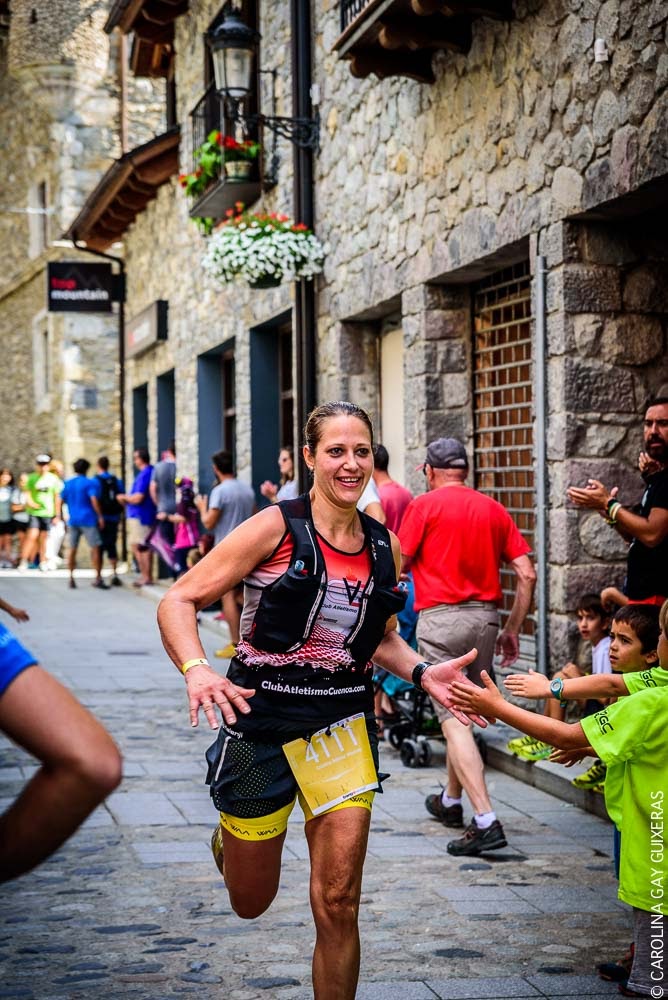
[{"xmin": 247, "ymin": 492, "xmax": 407, "ymax": 670}]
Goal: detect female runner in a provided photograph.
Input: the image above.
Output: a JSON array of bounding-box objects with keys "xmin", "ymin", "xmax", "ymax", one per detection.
[{"xmin": 157, "ymin": 401, "xmax": 481, "ymax": 1000}]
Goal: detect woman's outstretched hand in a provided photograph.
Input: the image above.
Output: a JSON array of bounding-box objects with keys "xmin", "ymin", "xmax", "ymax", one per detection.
[
  {"xmin": 422, "ymin": 649, "xmax": 489, "ymax": 728},
  {"xmin": 184, "ymin": 665, "xmax": 255, "ymax": 729}
]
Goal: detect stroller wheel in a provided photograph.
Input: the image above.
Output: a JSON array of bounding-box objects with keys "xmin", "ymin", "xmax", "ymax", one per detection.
[
  {"xmin": 388, "ymin": 721, "xmax": 410, "ymax": 749},
  {"xmin": 400, "ymin": 739, "xmax": 420, "ymax": 768},
  {"xmin": 417, "ymin": 739, "xmax": 433, "ymax": 767}
]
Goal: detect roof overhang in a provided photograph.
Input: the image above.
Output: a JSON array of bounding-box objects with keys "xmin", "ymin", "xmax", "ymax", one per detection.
[
  {"xmin": 105, "ymin": 0, "xmax": 188, "ymax": 78},
  {"xmin": 64, "ymin": 127, "xmax": 180, "ymax": 251}
]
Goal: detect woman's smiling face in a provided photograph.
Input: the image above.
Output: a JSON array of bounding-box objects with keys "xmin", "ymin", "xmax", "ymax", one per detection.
[{"xmin": 306, "ymin": 415, "xmax": 373, "ymax": 507}]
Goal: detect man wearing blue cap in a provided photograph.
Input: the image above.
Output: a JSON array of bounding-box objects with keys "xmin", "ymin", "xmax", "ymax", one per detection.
[{"xmin": 399, "ymin": 437, "xmax": 536, "ymax": 856}]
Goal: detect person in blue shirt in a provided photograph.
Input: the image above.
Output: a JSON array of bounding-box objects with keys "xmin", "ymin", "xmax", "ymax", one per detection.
[
  {"xmin": 117, "ymin": 447, "xmax": 156, "ymax": 587},
  {"xmin": 58, "ymin": 458, "xmax": 107, "ymax": 590},
  {"xmin": 0, "ymin": 598, "xmax": 122, "ymax": 882},
  {"xmin": 95, "ymin": 456, "xmax": 125, "ymax": 586}
]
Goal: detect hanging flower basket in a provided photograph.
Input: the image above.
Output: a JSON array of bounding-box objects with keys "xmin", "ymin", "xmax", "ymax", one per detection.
[
  {"xmin": 202, "ymin": 203, "xmax": 326, "ymax": 288},
  {"xmin": 179, "ymin": 132, "xmax": 260, "ymax": 198}
]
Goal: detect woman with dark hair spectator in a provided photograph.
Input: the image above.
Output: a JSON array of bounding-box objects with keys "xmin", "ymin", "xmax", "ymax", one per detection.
[{"xmin": 260, "ymin": 446, "xmax": 298, "ymax": 503}]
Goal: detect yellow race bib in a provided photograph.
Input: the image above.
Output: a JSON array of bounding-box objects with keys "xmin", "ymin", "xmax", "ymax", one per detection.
[{"xmin": 282, "ymin": 714, "xmax": 377, "ymax": 817}]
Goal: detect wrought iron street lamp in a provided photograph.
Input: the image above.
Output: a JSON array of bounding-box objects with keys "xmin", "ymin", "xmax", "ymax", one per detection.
[{"xmin": 207, "ymin": 10, "xmax": 320, "ymax": 150}]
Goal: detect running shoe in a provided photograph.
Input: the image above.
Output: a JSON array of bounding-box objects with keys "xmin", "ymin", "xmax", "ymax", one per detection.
[
  {"xmin": 514, "ymin": 739, "xmax": 552, "ymax": 762},
  {"xmin": 507, "ymin": 733, "xmax": 539, "ymax": 755},
  {"xmin": 572, "ymin": 759, "xmax": 607, "ymax": 789}
]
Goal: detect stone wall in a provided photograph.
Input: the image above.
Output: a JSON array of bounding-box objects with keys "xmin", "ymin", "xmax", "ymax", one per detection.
[
  {"xmin": 315, "ymin": 0, "xmax": 668, "ymax": 322},
  {"xmin": 0, "ymin": 0, "xmax": 165, "ymax": 477},
  {"xmin": 120, "ymin": 1, "xmax": 298, "ymax": 489}
]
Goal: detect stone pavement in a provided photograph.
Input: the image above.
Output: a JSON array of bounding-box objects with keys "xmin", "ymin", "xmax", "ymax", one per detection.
[{"xmin": 0, "ymin": 573, "xmax": 629, "ymax": 999}]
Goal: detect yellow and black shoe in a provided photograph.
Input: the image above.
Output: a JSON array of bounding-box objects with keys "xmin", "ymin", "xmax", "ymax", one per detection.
[{"xmin": 572, "ymin": 759, "xmax": 607, "ymax": 790}]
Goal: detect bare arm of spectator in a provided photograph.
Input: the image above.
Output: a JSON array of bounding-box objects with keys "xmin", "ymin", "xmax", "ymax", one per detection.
[
  {"xmin": 362, "ymin": 500, "xmax": 386, "ymax": 525},
  {"xmin": 0, "ymin": 666, "xmax": 122, "ymax": 883},
  {"xmin": 194, "ymin": 494, "xmax": 220, "ymax": 532},
  {"xmin": 117, "ymin": 488, "xmax": 145, "ymax": 505},
  {"xmin": 149, "ymin": 479, "xmax": 158, "ymax": 506},
  {"xmin": 568, "ymin": 478, "xmax": 668, "ymax": 548},
  {"xmin": 495, "ymin": 554, "xmax": 537, "ymax": 668},
  {"xmin": 90, "ymin": 495, "xmax": 104, "ymax": 529}
]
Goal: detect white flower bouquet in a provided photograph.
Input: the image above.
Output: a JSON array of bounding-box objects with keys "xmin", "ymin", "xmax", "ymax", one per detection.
[{"xmin": 202, "ymin": 202, "xmax": 326, "ymax": 288}]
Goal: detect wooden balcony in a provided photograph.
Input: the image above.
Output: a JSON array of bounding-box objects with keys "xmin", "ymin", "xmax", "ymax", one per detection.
[{"xmin": 334, "ymin": 0, "xmax": 512, "ymax": 82}]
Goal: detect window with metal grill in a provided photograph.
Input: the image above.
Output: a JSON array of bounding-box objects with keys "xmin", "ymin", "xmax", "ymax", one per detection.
[{"xmin": 473, "ymin": 260, "xmax": 535, "ymax": 652}]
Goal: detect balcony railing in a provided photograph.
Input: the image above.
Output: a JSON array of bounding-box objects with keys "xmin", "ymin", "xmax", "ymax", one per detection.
[
  {"xmin": 190, "ymin": 82, "xmax": 221, "ymax": 176},
  {"xmin": 188, "ymin": 83, "xmax": 267, "ymax": 221},
  {"xmin": 341, "ymin": 0, "xmax": 375, "ymax": 32}
]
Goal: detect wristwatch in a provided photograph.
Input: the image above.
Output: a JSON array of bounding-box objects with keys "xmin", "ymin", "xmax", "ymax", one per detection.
[
  {"xmin": 549, "ymin": 677, "xmax": 567, "ymax": 706},
  {"xmin": 412, "ymin": 661, "xmax": 433, "ymax": 690}
]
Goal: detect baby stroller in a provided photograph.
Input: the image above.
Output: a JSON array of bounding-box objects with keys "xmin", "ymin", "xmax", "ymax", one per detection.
[{"xmin": 382, "ymin": 680, "xmax": 442, "ymax": 768}]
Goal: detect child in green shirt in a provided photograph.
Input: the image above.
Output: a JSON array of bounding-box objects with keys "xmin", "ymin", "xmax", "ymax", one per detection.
[{"xmin": 450, "ymin": 600, "xmax": 668, "ymax": 999}]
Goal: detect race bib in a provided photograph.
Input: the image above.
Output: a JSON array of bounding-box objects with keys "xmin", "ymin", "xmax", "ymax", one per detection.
[{"xmin": 282, "ymin": 714, "xmax": 377, "ymax": 816}]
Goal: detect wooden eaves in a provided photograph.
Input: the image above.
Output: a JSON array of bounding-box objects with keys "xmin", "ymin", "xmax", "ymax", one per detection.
[{"xmin": 64, "ymin": 127, "xmax": 180, "ymax": 252}]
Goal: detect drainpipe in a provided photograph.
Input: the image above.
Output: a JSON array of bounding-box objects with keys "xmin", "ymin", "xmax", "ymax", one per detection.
[
  {"xmin": 291, "ymin": 0, "xmax": 316, "ymax": 489},
  {"xmin": 534, "ymin": 255, "xmax": 548, "ymax": 675},
  {"xmin": 73, "ymin": 239, "xmax": 127, "ymax": 562}
]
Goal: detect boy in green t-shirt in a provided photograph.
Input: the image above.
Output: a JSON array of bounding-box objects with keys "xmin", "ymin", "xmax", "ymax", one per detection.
[
  {"xmin": 450, "ymin": 599, "xmax": 668, "ymax": 999},
  {"xmin": 506, "ymin": 604, "xmax": 661, "ymax": 792}
]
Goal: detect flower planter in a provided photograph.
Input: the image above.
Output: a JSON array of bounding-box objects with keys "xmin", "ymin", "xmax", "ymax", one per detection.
[
  {"xmin": 202, "ymin": 205, "xmax": 326, "ymax": 288},
  {"xmin": 248, "ymin": 274, "xmax": 282, "ymax": 289},
  {"xmin": 224, "ymin": 160, "xmax": 253, "ymax": 181}
]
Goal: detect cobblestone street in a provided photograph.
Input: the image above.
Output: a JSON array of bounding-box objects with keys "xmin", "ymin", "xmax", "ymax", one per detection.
[{"xmin": 0, "ymin": 575, "xmax": 627, "ymax": 999}]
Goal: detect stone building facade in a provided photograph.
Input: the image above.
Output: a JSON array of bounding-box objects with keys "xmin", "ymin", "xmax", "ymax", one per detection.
[
  {"xmin": 64, "ymin": 0, "xmax": 667, "ymax": 668},
  {"xmin": 0, "ymin": 0, "xmax": 165, "ymax": 474}
]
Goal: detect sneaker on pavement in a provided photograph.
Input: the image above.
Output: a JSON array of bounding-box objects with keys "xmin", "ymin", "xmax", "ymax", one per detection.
[
  {"xmin": 92, "ymin": 578, "xmax": 110, "ymax": 590},
  {"xmin": 572, "ymin": 759, "xmax": 607, "ymax": 789},
  {"xmin": 424, "ymin": 794, "xmax": 464, "ymax": 827},
  {"xmin": 110, "ymin": 575, "xmax": 123, "ymax": 587},
  {"xmin": 69, "ymin": 578, "xmax": 76, "ymax": 589},
  {"xmin": 211, "ymin": 825, "xmax": 225, "ymax": 878},
  {"xmin": 507, "ymin": 733, "xmax": 538, "ymax": 754},
  {"xmin": 215, "ymin": 643, "xmax": 237, "ymax": 659},
  {"xmin": 515, "ymin": 739, "xmax": 552, "ymax": 762},
  {"xmin": 447, "ymin": 818, "xmax": 507, "ymax": 856}
]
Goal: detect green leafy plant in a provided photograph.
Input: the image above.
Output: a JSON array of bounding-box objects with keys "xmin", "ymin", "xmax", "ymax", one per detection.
[{"xmin": 179, "ymin": 131, "xmax": 261, "ymax": 200}]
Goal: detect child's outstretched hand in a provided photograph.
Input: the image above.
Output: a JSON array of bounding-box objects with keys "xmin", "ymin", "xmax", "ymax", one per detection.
[
  {"xmin": 451, "ymin": 669, "xmax": 501, "ymax": 724},
  {"xmin": 504, "ymin": 669, "xmax": 550, "ymax": 699},
  {"xmin": 549, "ymin": 747, "xmax": 589, "ymax": 767}
]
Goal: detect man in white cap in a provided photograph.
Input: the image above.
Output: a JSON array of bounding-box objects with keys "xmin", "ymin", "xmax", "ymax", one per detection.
[
  {"xmin": 398, "ymin": 437, "xmax": 536, "ymax": 856},
  {"xmin": 18, "ymin": 455, "xmax": 63, "ymax": 571}
]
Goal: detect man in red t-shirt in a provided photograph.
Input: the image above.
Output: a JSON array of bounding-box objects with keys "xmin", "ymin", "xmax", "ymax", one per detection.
[
  {"xmin": 372, "ymin": 444, "xmax": 413, "ymax": 533},
  {"xmin": 399, "ymin": 437, "xmax": 536, "ymax": 857}
]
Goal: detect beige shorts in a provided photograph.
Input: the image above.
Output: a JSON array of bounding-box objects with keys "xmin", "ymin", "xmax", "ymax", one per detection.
[
  {"xmin": 127, "ymin": 518, "xmax": 152, "ymax": 548},
  {"xmin": 416, "ymin": 601, "xmax": 499, "ymax": 724}
]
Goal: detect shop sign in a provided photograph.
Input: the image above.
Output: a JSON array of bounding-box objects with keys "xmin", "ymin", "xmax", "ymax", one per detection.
[
  {"xmin": 126, "ymin": 300, "xmax": 168, "ymax": 359},
  {"xmin": 47, "ymin": 261, "xmax": 113, "ymax": 313}
]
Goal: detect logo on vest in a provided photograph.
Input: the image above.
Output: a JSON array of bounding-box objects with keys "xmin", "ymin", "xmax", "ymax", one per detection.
[{"xmin": 343, "ymin": 578, "xmax": 362, "ymax": 605}]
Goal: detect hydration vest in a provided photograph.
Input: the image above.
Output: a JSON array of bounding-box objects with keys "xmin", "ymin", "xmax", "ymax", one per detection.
[{"xmin": 247, "ymin": 492, "xmax": 407, "ymax": 670}]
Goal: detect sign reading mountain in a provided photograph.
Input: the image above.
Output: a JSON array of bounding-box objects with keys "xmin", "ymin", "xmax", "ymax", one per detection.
[{"xmin": 47, "ymin": 262, "xmax": 113, "ymax": 313}]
